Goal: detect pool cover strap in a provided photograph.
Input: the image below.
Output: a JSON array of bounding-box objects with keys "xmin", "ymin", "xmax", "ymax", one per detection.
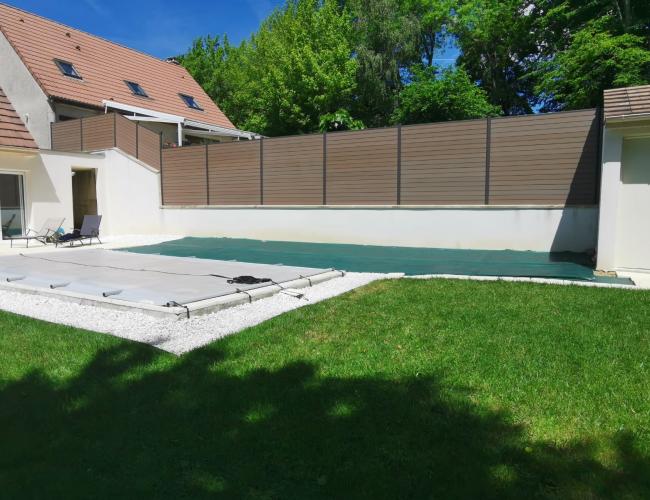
[{"xmin": 226, "ymin": 275, "xmax": 272, "ymax": 285}]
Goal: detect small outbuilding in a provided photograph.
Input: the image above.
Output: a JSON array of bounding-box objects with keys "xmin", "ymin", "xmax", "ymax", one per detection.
[{"xmin": 597, "ymin": 85, "xmax": 650, "ymax": 274}]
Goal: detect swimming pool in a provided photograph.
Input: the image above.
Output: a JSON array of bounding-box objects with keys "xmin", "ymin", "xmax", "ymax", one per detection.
[{"xmin": 124, "ymin": 237, "xmax": 629, "ymax": 283}]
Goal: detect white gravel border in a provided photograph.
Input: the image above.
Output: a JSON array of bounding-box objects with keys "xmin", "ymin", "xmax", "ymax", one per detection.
[{"xmin": 0, "ymin": 272, "xmax": 401, "ymax": 355}]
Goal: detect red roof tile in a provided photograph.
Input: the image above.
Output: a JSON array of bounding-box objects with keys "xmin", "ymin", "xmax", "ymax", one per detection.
[
  {"xmin": 0, "ymin": 85, "xmax": 37, "ymax": 149},
  {"xmin": 0, "ymin": 3, "xmax": 235, "ymax": 129}
]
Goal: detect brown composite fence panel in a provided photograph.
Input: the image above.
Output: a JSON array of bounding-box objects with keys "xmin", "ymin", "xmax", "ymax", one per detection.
[
  {"xmin": 80, "ymin": 114, "xmax": 115, "ymax": 151},
  {"xmin": 489, "ymin": 109, "xmax": 599, "ymax": 205},
  {"xmin": 208, "ymin": 141, "xmax": 261, "ymax": 205},
  {"xmin": 51, "ymin": 119, "xmax": 81, "ymax": 152},
  {"xmin": 115, "ymin": 114, "xmax": 137, "ymax": 157},
  {"xmin": 401, "ymin": 120, "xmax": 487, "ymax": 205},
  {"xmin": 137, "ymin": 125, "xmax": 161, "ymax": 170},
  {"xmin": 153, "ymin": 109, "xmax": 602, "ymax": 207},
  {"xmin": 161, "ymin": 146, "xmax": 207, "ymax": 205},
  {"xmin": 326, "ymin": 128, "xmax": 398, "ymax": 205},
  {"xmin": 264, "ymin": 135, "xmax": 324, "ymax": 205}
]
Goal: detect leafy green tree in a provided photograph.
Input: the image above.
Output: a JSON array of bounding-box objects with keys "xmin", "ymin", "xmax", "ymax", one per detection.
[
  {"xmin": 344, "ymin": 0, "xmax": 421, "ymax": 127},
  {"xmin": 392, "ymin": 65, "xmax": 501, "ymax": 124},
  {"xmin": 319, "ymin": 109, "xmax": 365, "ymax": 131},
  {"xmin": 182, "ymin": 0, "xmax": 358, "ymax": 136},
  {"xmin": 452, "ymin": 0, "xmax": 538, "ymax": 115},
  {"xmin": 404, "ymin": 0, "xmax": 455, "ymax": 67},
  {"xmin": 532, "ymin": 1, "xmax": 650, "ymax": 110},
  {"xmin": 535, "ymin": 20, "xmax": 650, "ymax": 109},
  {"xmin": 180, "ymin": 35, "xmax": 252, "ymax": 129}
]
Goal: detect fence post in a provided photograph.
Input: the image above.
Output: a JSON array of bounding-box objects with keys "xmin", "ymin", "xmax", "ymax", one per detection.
[
  {"xmin": 396, "ymin": 125, "xmax": 402, "ymax": 205},
  {"xmin": 260, "ymin": 137, "xmax": 264, "ymax": 205},
  {"xmin": 484, "ymin": 117, "xmax": 492, "ymax": 205},
  {"xmin": 323, "ymin": 132, "xmax": 327, "ymax": 205},
  {"xmin": 595, "ymin": 107, "xmax": 604, "ymax": 205},
  {"xmin": 135, "ymin": 123, "xmax": 140, "ymax": 159},
  {"xmin": 50, "ymin": 121, "xmax": 54, "ymax": 150},
  {"xmin": 159, "ymin": 132, "xmax": 164, "ymax": 205},
  {"xmin": 79, "ymin": 117, "xmax": 84, "ymax": 152},
  {"xmin": 205, "ymin": 143, "xmax": 210, "ymax": 205}
]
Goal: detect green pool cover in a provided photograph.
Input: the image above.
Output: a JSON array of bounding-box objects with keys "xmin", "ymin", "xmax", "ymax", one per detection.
[{"xmin": 123, "ymin": 237, "xmax": 631, "ymax": 284}]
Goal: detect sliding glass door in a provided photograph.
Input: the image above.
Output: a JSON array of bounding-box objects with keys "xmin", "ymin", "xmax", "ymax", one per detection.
[{"xmin": 0, "ymin": 173, "xmax": 25, "ymax": 238}]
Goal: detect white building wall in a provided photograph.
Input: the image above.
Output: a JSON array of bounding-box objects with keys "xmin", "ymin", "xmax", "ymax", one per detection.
[
  {"xmin": 596, "ymin": 124, "xmax": 650, "ymax": 272},
  {"xmin": 155, "ymin": 206, "xmax": 597, "ymax": 252},
  {"xmin": 596, "ymin": 129, "xmax": 623, "ymax": 270},
  {"xmin": 613, "ymin": 137, "xmax": 650, "ymax": 271},
  {"xmin": 95, "ymin": 149, "xmax": 162, "ymax": 235},
  {"xmin": 0, "ymin": 31, "xmax": 55, "ymax": 149},
  {"xmin": 0, "ymin": 148, "xmax": 104, "ymax": 233}
]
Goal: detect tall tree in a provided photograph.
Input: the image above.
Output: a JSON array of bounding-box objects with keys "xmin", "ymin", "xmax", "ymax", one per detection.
[
  {"xmin": 534, "ymin": 20, "xmax": 650, "ymax": 109},
  {"xmin": 344, "ymin": 0, "xmax": 421, "ymax": 127},
  {"xmin": 392, "ymin": 65, "xmax": 501, "ymax": 124},
  {"xmin": 452, "ymin": 0, "xmax": 539, "ymax": 115},
  {"xmin": 404, "ymin": 0, "xmax": 455, "ymax": 67},
  {"xmin": 182, "ymin": 0, "xmax": 358, "ymax": 136},
  {"xmin": 532, "ymin": 0, "xmax": 650, "ymax": 109}
]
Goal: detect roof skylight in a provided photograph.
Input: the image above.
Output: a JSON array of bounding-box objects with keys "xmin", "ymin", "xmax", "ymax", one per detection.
[
  {"xmin": 54, "ymin": 59, "xmax": 81, "ymax": 79},
  {"xmin": 125, "ymin": 80, "xmax": 148, "ymax": 98},
  {"xmin": 179, "ymin": 93, "xmax": 202, "ymax": 110}
]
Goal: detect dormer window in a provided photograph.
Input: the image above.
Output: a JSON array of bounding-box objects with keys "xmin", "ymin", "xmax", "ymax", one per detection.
[
  {"xmin": 125, "ymin": 80, "xmax": 148, "ymax": 97},
  {"xmin": 54, "ymin": 59, "xmax": 82, "ymax": 79},
  {"xmin": 179, "ymin": 93, "xmax": 202, "ymax": 110}
]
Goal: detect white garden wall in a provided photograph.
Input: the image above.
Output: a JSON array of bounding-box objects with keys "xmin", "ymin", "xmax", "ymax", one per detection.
[{"xmin": 156, "ymin": 206, "xmax": 597, "ymax": 252}]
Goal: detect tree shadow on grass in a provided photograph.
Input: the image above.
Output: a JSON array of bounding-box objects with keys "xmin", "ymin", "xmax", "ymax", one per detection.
[{"xmin": 1, "ymin": 343, "xmax": 648, "ymax": 499}]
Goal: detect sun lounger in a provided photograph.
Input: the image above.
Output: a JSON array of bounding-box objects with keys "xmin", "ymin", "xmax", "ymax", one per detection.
[
  {"xmin": 56, "ymin": 215, "xmax": 102, "ymax": 247},
  {"xmin": 8, "ymin": 217, "xmax": 65, "ymax": 248}
]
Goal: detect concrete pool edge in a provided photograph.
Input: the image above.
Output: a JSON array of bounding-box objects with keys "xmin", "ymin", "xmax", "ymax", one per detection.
[{"xmin": 0, "ymin": 269, "xmax": 345, "ymax": 319}]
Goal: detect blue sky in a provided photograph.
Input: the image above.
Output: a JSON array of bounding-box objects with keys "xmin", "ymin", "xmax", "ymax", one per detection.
[
  {"xmin": 5, "ymin": 0, "xmax": 285, "ymax": 59},
  {"xmin": 6, "ymin": 0, "xmax": 459, "ymax": 65}
]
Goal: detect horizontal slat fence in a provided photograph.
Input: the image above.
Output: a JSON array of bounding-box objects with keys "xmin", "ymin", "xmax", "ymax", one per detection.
[
  {"xmin": 327, "ymin": 128, "xmax": 398, "ymax": 205},
  {"xmin": 208, "ymin": 141, "xmax": 261, "ymax": 205},
  {"xmin": 489, "ymin": 110, "xmax": 599, "ymax": 205},
  {"xmin": 161, "ymin": 146, "xmax": 207, "ymax": 205},
  {"xmin": 401, "ymin": 119, "xmax": 488, "ymax": 205},
  {"xmin": 161, "ymin": 108, "xmax": 600, "ymax": 207},
  {"xmin": 51, "ymin": 112, "xmax": 161, "ymax": 170}
]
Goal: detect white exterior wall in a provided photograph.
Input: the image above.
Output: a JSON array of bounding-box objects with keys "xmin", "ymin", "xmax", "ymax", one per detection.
[
  {"xmin": 0, "ymin": 148, "xmax": 103, "ymax": 233},
  {"xmin": 0, "ymin": 31, "xmax": 54, "ymax": 149},
  {"xmin": 154, "ymin": 206, "xmax": 597, "ymax": 252},
  {"xmin": 95, "ymin": 149, "xmax": 162, "ymax": 235},
  {"xmin": 597, "ymin": 125, "xmax": 650, "ymax": 272},
  {"xmin": 596, "ymin": 129, "xmax": 623, "ymax": 270}
]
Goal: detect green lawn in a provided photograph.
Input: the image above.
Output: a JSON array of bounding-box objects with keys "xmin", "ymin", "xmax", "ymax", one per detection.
[{"xmin": 1, "ymin": 279, "xmax": 649, "ymax": 499}]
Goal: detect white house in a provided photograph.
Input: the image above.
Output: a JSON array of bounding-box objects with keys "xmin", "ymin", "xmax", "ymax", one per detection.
[{"xmin": 0, "ymin": 2, "xmax": 249, "ymax": 238}]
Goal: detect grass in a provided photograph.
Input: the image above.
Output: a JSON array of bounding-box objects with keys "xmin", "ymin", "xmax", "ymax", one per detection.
[{"xmin": 1, "ymin": 278, "xmax": 649, "ymax": 499}]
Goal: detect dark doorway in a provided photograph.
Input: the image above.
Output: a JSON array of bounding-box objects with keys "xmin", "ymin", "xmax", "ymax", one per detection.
[
  {"xmin": 72, "ymin": 169, "xmax": 97, "ymax": 229},
  {"xmin": 0, "ymin": 173, "xmax": 25, "ymax": 238}
]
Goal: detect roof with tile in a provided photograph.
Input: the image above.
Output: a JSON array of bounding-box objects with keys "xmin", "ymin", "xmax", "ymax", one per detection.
[
  {"xmin": 0, "ymin": 3, "xmax": 235, "ymax": 129},
  {"xmin": 0, "ymin": 85, "xmax": 37, "ymax": 149},
  {"xmin": 604, "ymin": 85, "xmax": 650, "ymax": 120}
]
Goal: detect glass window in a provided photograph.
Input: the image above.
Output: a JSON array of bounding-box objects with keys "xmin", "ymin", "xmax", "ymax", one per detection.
[
  {"xmin": 125, "ymin": 81, "xmax": 148, "ymax": 97},
  {"xmin": 0, "ymin": 173, "xmax": 25, "ymax": 238},
  {"xmin": 54, "ymin": 59, "xmax": 82, "ymax": 79},
  {"xmin": 179, "ymin": 93, "xmax": 203, "ymax": 110}
]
